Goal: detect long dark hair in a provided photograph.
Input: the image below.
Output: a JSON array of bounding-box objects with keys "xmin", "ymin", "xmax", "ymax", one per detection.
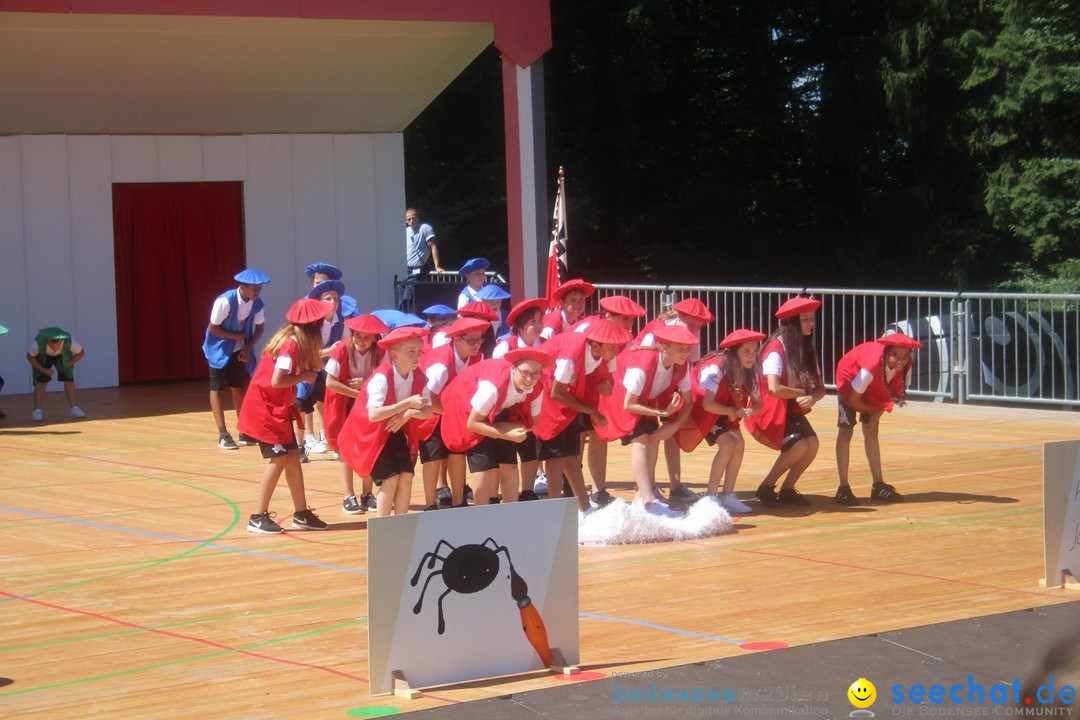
[
  {"xmin": 770, "ymin": 316, "xmax": 819, "ymax": 389},
  {"xmin": 722, "ymin": 346, "xmax": 761, "ymax": 405}
]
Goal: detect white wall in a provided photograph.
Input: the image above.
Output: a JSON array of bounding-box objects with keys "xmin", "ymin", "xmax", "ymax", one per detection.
[{"xmin": 0, "ymin": 133, "xmax": 405, "ymax": 396}]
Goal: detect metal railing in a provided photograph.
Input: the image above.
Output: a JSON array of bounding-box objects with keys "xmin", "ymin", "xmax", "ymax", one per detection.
[{"xmin": 393, "ymin": 276, "xmax": 1080, "ymax": 408}]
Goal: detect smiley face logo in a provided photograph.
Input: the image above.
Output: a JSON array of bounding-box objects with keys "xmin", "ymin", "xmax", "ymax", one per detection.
[{"xmin": 848, "ymin": 678, "xmax": 876, "ymax": 708}]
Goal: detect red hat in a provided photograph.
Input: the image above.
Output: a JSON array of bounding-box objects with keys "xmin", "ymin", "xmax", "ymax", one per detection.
[
  {"xmin": 458, "ymin": 301, "xmax": 499, "ymax": 322},
  {"xmin": 652, "ymin": 324, "xmax": 700, "ymax": 345},
  {"xmin": 776, "ymin": 297, "xmax": 821, "ymax": 320},
  {"xmin": 445, "ymin": 317, "xmax": 490, "ymax": 338},
  {"xmin": 599, "ymin": 295, "xmax": 647, "ymax": 318},
  {"xmin": 286, "ymin": 298, "xmax": 334, "ymax": 325},
  {"xmin": 507, "ymin": 297, "xmax": 549, "ymax": 326},
  {"xmin": 720, "ymin": 329, "xmax": 767, "ymax": 348},
  {"xmin": 552, "ymin": 278, "xmax": 596, "ymax": 301},
  {"xmin": 345, "ymin": 314, "xmax": 390, "ymax": 335},
  {"xmin": 672, "ymin": 298, "xmax": 715, "ymax": 323},
  {"xmin": 504, "ymin": 348, "xmax": 555, "ymax": 368},
  {"xmin": 377, "ymin": 326, "xmax": 428, "ymax": 350},
  {"xmin": 585, "ymin": 318, "xmax": 633, "ymax": 346},
  {"xmin": 877, "ymin": 332, "xmax": 924, "ymax": 350}
]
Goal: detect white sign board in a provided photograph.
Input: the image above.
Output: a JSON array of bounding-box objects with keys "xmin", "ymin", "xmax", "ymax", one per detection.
[{"xmin": 1043, "ymin": 440, "xmax": 1080, "ymax": 588}]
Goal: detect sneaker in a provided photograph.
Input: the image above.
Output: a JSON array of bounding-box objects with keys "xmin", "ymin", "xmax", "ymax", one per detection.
[
  {"xmin": 292, "ymin": 509, "xmax": 329, "ymax": 530},
  {"xmin": 237, "ymin": 432, "xmax": 258, "ymax": 447},
  {"xmin": 835, "ymin": 486, "xmax": 860, "ymax": 506},
  {"xmin": 218, "ymin": 433, "xmax": 239, "ymax": 450},
  {"xmin": 342, "ymin": 495, "xmax": 364, "ymax": 514},
  {"xmin": 755, "ymin": 485, "xmax": 781, "ymax": 506},
  {"xmin": 719, "ymin": 493, "xmax": 753, "ymax": 514},
  {"xmin": 436, "ymin": 486, "xmax": 452, "ymax": 507},
  {"xmin": 298, "ymin": 447, "xmax": 310, "ymax": 464},
  {"xmin": 31, "ymin": 409, "xmax": 43, "ymax": 422},
  {"xmin": 247, "ymin": 511, "xmax": 283, "ymax": 534},
  {"xmin": 361, "ymin": 492, "xmax": 378, "ymax": 510},
  {"xmin": 651, "ymin": 484, "xmax": 668, "ymax": 502},
  {"xmin": 645, "ymin": 501, "xmax": 680, "ymax": 518},
  {"xmin": 591, "ymin": 489, "xmax": 616, "ymax": 507},
  {"xmin": 870, "ymin": 482, "xmax": 904, "ymax": 502},
  {"xmin": 518, "ymin": 489, "xmax": 539, "ymax": 501},
  {"xmin": 69, "ymin": 406, "xmax": 86, "ymax": 419},
  {"xmin": 778, "ymin": 487, "xmax": 812, "ymax": 506},
  {"xmin": 423, "ymin": 503, "xmax": 439, "ymax": 511},
  {"xmin": 533, "ymin": 473, "xmax": 548, "ymax": 495},
  {"xmin": 464, "ymin": 484, "xmax": 475, "ymax": 504},
  {"xmin": 488, "ymin": 496, "xmax": 501, "ymax": 504},
  {"xmin": 305, "ymin": 437, "xmax": 328, "ymax": 454},
  {"xmin": 669, "ymin": 484, "xmax": 701, "ymax": 504}
]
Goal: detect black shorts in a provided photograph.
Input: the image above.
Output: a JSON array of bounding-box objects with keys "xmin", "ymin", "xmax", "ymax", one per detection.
[
  {"xmin": 620, "ymin": 416, "xmax": 660, "ymax": 445},
  {"xmin": 466, "ymin": 433, "xmax": 538, "ymax": 472},
  {"xmin": 34, "ymin": 354, "xmax": 75, "ymax": 385},
  {"xmin": 538, "ymin": 417, "xmax": 583, "ymax": 459},
  {"xmin": 705, "ymin": 422, "xmax": 732, "ymax": 446},
  {"xmin": 372, "ymin": 429, "xmax": 415, "ymax": 483},
  {"xmin": 420, "ymin": 422, "xmax": 451, "ymax": 463},
  {"xmin": 208, "ymin": 352, "xmax": 249, "ymax": 391},
  {"xmin": 259, "ymin": 439, "xmax": 300, "ymax": 459},
  {"xmin": 836, "ymin": 396, "xmax": 873, "ymax": 429},
  {"xmin": 297, "ymin": 372, "xmax": 327, "ymax": 414},
  {"xmin": 781, "ymin": 402, "xmax": 817, "ymax": 452}
]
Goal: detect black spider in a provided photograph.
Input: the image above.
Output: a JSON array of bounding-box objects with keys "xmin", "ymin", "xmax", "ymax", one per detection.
[{"xmin": 410, "ymin": 537, "xmax": 513, "ymax": 634}]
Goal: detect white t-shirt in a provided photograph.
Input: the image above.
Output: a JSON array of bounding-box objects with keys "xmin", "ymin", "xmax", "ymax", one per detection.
[
  {"xmin": 325, "ymin": 347, "xmax": 374, "ymax": 381},
  {"xmin": 850, "ymin": 365, "xmax": 911, "ymax": 394},
  {"xmin": 698, "ymin": 362, "xmax": 722, "ymax": 395},
  {"xmin": 472, "ymin": 379, "xmax": 542, "ymax": 418},
  {"xmin": 425, "ymin": 350, "xmax": 470, "ymax": 395},
  {"xmin": 623, "ymin": 361, "xmax": 690, "ymax": 400},
  {"xmin": 539, "ymin": 311, "xmax": 571, "ymax": 340},
  {"xmin": 762, "ymin": 351, "xmax": 784, "ymax": 378},
  {"xmin": 366, "ymin": 369, "xmax": 431, "ymax": 409},
  {"xmin": 457, "ymin": 286, "xmax": 484, "ymax": 309},
  {"xmin": 553, "ymin": 347, "xmax": 613, "ymax": 385},
  {"xmin": 209, "ymin": 290, "xmax": 265, "ymax": 354},
  {"xmin": 431, "ymin": 330, "xmax": 451, "ymax": 348},
  {"xmin": 30, "ymin": 338, "xmax": 84, "ymax": 356}
]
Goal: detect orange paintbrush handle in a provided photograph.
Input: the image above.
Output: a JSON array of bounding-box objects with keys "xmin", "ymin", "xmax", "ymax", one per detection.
[{"xmin": 518, "ymin": 598, "xmax": 553, "ymax": 667}]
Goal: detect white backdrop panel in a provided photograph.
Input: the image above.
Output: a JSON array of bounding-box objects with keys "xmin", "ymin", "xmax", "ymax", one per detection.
[
  {"xmin": 0, "ymin": 137, "xmax": 29, "ymax": 394},
  {"xmin": 157, "ymin": 136, "xmax": 205, "ymax": 182}
]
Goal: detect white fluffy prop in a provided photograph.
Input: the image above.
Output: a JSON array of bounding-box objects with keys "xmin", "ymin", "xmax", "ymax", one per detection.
[{"xmin": 577, "ymin": 497, "xmax": 736, "ymax": 546}]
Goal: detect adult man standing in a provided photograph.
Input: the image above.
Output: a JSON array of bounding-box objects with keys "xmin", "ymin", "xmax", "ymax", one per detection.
[{"xmin": 400, "ymin": 208, "xmax": 443, "ymax": 310}]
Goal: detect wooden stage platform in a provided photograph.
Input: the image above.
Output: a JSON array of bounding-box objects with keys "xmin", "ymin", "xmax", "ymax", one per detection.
[{"xmin": 1, "ymin": 381, "xmax": 1078, "ymax": 718}]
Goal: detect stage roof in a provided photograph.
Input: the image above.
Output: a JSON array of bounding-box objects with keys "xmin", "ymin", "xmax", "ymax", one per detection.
[{"xmin": 0, "ymin": 8, "xmax": 495, "ymax": 134}]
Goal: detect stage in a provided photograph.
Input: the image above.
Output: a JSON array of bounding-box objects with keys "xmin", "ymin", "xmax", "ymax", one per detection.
[{"xmin": 1, "ymin": 381, "xmax": 1078, "ymax": 718}]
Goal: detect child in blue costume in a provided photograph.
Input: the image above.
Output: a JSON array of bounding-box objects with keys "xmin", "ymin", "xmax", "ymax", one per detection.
[
  {"xmin": 202, "ymin": 268, "xmax": 270, "ymax": 448},
  {"xmin": 28, "ymin": 326, "xmax": 87, "ymax": 421},
  {"xmin": 457, "ymin": 257, "xmax": 490, "ymax": 308}
]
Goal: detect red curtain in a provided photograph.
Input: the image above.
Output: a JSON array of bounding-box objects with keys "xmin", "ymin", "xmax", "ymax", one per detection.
[{"xmin": 112, "ymin": 182, "xmax": 245, "ymax": 383}]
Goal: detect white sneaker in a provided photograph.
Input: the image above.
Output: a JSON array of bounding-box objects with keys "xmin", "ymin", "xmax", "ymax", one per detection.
[
  {"xmin": 534, "ymin": 470, "xmax": 548, "ymax": 495},
  {"xmin": 720, "ymin": 493, "xmax": 753, "ymax": 514},
  {"xmin": 70, "ymin": 406, "xmax": 86, "ymax": 419},
  {"xmin": 305, "ymin": 438, "xmax": 328, "ymax": 454},
  {"xmin": 31, "ymin": 408, "xmax": 43, "ymax": 422}
]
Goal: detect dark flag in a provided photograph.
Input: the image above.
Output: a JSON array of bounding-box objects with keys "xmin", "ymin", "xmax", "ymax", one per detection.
[{"xmin": 545, "ymin": 166, "xmax": 567, "ymax": 307}]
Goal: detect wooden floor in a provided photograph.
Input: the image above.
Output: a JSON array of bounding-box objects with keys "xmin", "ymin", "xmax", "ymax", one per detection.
[{"xmin": 1, "ymin": 381, "xmax": 1078, "ymax": 719}]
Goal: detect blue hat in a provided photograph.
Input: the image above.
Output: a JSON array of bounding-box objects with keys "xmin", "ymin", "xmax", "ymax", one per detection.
[
  {"xmin": 394, "ymin": 313, "xmax": 427, "ymax": 329},
  {"xmin": 458, "ymin": 257, "xmax": 490, "ymax": 276},
  {"xmin": 307, "ymin": 279, "xmax": 346, "ymax": 300},
  {"xmin": 477, "ymin": 284, "xmax": 511, "ymax": 301},
  {"xmin": 305, "ymin": 262, "xmax": 343, "ymax": 281},
  {"xmin": 371, "ymin": 309, "xmax": 405, "ymax": 328},
  {"xmin": 234, "ymin": 268, "xmax": 272, "ymax": 285},
  {"xmin": 339, "ymin": 294, "xmax": 359, "ymax": 319},
  {"xmin": 422, "ymin": 304, "xmax": 457, "ymax": 318}
]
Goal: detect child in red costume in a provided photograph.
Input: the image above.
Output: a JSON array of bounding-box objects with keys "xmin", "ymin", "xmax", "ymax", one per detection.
[
  {"xmin": 240, "ymin": 298, "xmax": 335, "ymax": 534},
  {"xmin": 535, "ymin": 318, "xmax": 631, "ymax": 512},
  {"xmin": 634, "ymin": 297, "xmax": 714, "ymax": 508},
  {"xmin": 541, "ymin": 279, "xmax": 595, "ymax": 340},
  {"xmin": 677, "ymin": 329, "xmax": 765, "ymax": 515},
  {"xmin": 493, "ymin": 298, "xmax": 547, "ymax": 358},
  {"xmin": 596, "ymin": 324, "xmax": 697, "ymax": 517},
  {"xmin": 324, "ymin": 314, "xmax": 389, "ymax": 514},
  {"xmin": 337, "ymin": 327, "xmax": 433, "ymax": 517},
  {"xmin": 745, "ymin": 297, "xmax": 827, "ymax": 506},
  {"xmin": 439, "ymin": 349, "xmax": 552, "ymax": 505},
  {"xmin": 418, "ymin": 316, "xmax": 487, "ymax": 509},
  {"xmin": 834, "ymin": 332, "xmax": 923, "ymax": 504}
]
